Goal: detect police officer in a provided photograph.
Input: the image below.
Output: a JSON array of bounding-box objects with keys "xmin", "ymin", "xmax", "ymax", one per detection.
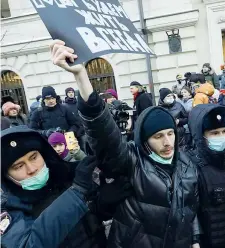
[
  {"xmin": 188, "ymin": 104, "xmax": 225, "ymax": 248},
  {"xmin": 1, "ymin": 126, "xmax": 105, "ymax": 248}
]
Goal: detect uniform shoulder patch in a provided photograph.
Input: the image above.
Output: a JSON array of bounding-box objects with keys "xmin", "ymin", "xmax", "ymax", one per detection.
[{"xmin": 0, "ymin": 212, "xmax": 11, "ymax": 235}]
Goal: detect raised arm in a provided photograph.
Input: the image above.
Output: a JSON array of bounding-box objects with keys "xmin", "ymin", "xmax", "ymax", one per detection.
[{"xmin": 50, "ymin": 40, "xmax": 134, "ymax": 178}]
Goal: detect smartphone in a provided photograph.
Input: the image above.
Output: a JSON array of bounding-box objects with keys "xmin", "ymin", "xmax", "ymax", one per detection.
[{"xmin": 64, "ymin": 132, "xmax": 79, "ymax": 150}]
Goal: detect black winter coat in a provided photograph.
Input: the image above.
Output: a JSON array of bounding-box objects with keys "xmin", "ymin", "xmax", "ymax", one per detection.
[
  {"xmin": 78, "ymin": 93, "xmax": 200, "ymax": 248},
  {"xmin": 64, "ymin": 97, "xmax": 85, "ymax": 137},
  {"xmin": 188, "ymin": 104, "xmax": 225, "ymax": 248},
  {"xmin": 29, "ymin": 103, "xmax": 82, "ymax": 138},
  {"xmin": 134, "ymin": 91, "xmax": 153, "ymax": 117}
]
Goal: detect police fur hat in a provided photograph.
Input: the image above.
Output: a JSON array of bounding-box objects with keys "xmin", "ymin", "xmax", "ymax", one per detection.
[{"xmin": 202, "ymin": 108, "xmax": 225, "ymax": 132}]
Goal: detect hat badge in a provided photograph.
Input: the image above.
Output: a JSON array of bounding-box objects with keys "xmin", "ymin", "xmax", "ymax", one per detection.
[
  {"xmin": 217, "ymin": 115, "xmax": 222, "ymax": 121},
  {"xmin": 10, "ymin": 141, "xmax": 17, "ymax": 147}
]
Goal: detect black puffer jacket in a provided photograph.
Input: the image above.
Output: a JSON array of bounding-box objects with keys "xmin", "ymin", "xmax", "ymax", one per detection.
[
  {"xmin": 78, "ymin": 92, "xmax": 200, "ymax": 248},
  {"xmin": 188, "ymin": 104, "xmax": 225, "ymax": 248}
]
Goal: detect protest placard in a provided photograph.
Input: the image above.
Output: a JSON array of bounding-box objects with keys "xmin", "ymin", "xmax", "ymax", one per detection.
[{"xmin": 31, "ymin": 0, "xmax": 154, "ymax": 64}]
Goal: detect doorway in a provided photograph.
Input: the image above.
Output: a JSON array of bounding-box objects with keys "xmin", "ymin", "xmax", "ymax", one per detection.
[
  {"xmin": 85, "ymin": 58, "xmax": 116, "ymax": 93},
  {"xmin": 1, "ymin": 70, "xmax": 28, "ymax": 114}
]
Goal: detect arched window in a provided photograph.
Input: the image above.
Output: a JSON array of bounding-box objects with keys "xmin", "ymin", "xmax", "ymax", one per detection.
[
  {"xmin": 1, "ymin": 0, "xmax": 11, "ymax": 18},
  {"xmin": 1, "ymin": 70, "xmax": 28, "ymax": 114},
  {"xmin": 85, "ymin": 58, "xmax": 116, "ymax": 93}
]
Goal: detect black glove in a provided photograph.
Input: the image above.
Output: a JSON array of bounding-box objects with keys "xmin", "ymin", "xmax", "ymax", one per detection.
[
  {"xmin": 94, "ymin": 174, "xmax": 133, "ymax": 220},
  {"xmin": 55, "ymin": 127, "xmax": 63, "ymax": 133},
  {"xmin": 40, "ymin": 127, "xmax": 63, "ymax": 138},
  {"xmin": 72, "ymin": 156, "xmax": 97, "ymax": 196}
]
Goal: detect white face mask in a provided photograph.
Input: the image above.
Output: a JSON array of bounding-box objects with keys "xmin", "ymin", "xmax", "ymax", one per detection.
[
  {"xmin": 164, "ymin": 97, "xmax": 174, "ymax": 105},
  {"xmin": 202, "ymin": 67, "xmax": 209, "ymax": 73}
]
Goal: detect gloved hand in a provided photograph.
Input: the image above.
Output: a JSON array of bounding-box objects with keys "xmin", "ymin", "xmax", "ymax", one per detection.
[
  {"xmin": 41, "ymin": 127, "xmax": 63, "ymax": 138},
  {"xmin": 55, "ymin": 127, "xmax": 63, "ymax": 133},
  {"xmin": 72, "ymin": 156, "xmax": 97, "ymax": 196},
  {"xmin": 94, "ymin": 174, "xmax": 133, "ymax": 220}
]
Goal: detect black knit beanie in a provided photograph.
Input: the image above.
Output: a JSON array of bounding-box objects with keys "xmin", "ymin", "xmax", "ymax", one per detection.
[
  {"xmin": 142, "ymin": 109, "xmax": 176, "ymax": 142},
  {"xmin": 130, "ymin": 81, "xmax": 142, "ymax": 87},
  {"xmin": 42, "ymin": 86, "xmax": 57, "ymax": 99},
  {"xmin": 159, "ymin": 88, "xmax": 173, "ymax": 101},
  {"xmin": 202, "ymin": 108, "xmax": 225, "ymax": 132},
  {"xmin": 65, "ymin": 87, "xmax": 75, "ymax": 96}
]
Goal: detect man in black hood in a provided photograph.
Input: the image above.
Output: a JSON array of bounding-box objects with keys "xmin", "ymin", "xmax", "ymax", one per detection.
[
  {"xmin": 29, "ymin": 86, "xmax": 81, "ymax": 139},
  {"xmin": 50, "ymin": 40, "xmax": 201, "ymax": 248},
  {"xmin": 64, "ymin": 87, "xmax": 86, "ymax": 151},
  {"xmin": 188, "ymin": 104, "xmax": 225, "ymax": 248}
]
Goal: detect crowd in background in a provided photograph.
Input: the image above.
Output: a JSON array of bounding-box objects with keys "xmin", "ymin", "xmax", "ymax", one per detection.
[{"xmin": 1, "ymin": 53, "xmax": 225, "ymax": 248}]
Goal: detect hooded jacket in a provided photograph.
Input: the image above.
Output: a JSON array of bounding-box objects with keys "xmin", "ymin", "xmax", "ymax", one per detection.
[
  {"xmin": 188, "ymin": 104, "xmax": 225, "ymax": 248},
  {"xmin": 193, "ymin": 83, "xmax": 215, "ymax": 107},
  {"xmin": 78, "ymin": 92, "xmax": 200, "ymax": 248},
  {"xmin": 1, "ymin": 127, "xmax": 106, "ymax": 248}
]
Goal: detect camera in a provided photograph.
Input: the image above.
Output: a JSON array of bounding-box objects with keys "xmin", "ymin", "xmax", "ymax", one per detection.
[{"xmin": 109, "ymin": 100, "xmax": 130, "ymax": 133}]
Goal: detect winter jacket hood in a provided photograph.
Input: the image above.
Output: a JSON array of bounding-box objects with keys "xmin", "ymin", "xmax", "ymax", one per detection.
[
  {"xmin": 134, "ymin": 106, "xmax": 179, "ymax": 162},
  {"xmin": 189, "ymin": 104, "xmax": 225, "ymax": 168},
  {"xmin": 195, "ymin": 83, "xmax": 214, "ymax": 96}
]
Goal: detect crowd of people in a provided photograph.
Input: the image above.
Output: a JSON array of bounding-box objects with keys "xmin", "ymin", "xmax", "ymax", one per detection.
[{"xmin": 1, "ymin": 40, "xmax": 225, "ymax": 248}]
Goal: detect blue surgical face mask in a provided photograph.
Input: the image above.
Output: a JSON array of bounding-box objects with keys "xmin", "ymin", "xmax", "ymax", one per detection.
[
  {"xmin": 207, "ymin": 136, "xmax": 225, "ymax": 152},
  {"xmin": 9, "ymin": 164, "xmax": 49, "ymax": 190},
  {"xmin": 149, "ymin": 151, "xmax": 173, "ymax": 164}
]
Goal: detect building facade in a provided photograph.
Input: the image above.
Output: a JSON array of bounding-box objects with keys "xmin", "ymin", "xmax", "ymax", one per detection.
[{"xmin": 1, "ymin": 0, "xmax": 225, "ymax": 112}]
